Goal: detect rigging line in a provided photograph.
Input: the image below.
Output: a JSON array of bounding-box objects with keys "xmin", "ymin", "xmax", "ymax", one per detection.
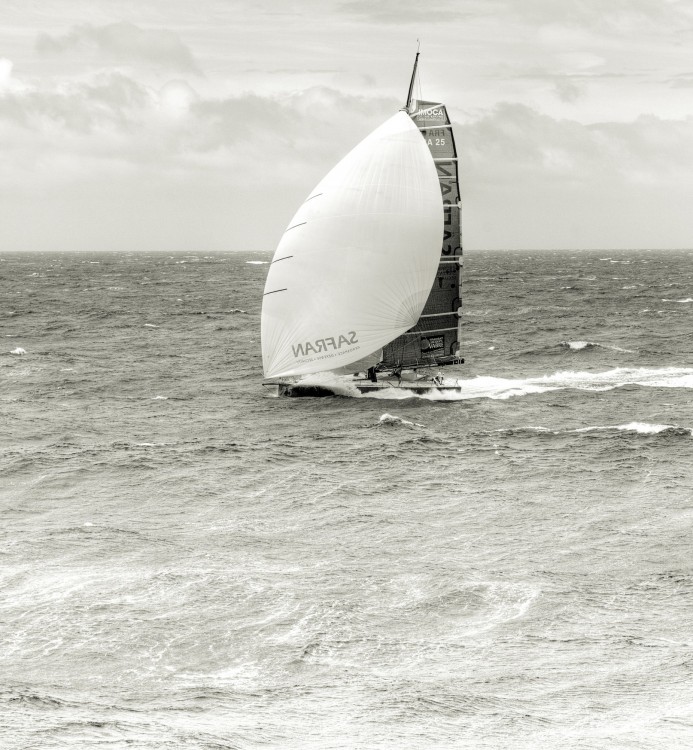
[
  {"xmin": 271, "ymin": 255, "xmax": 293, "ymax": 264},
  {"xmin": 263, "ymin": 288, "xmax": 287, "ymax": 296},
  {"xmin": 403, "ymin": 327, "xmax": 457, "ymax": 336}
]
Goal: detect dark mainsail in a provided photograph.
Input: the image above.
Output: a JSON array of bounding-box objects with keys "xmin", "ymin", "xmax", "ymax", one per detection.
[{"xmin": 381, "ymin": 98, "xmax": 463, "ymax": 370}]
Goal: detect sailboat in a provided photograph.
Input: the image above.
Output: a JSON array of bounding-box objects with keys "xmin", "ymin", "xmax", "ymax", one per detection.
[{"xmin": 261, "ymin": 53, "xmax": 464, "ymax": 397}]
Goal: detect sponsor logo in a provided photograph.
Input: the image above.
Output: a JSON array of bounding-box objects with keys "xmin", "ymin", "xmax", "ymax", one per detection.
[
  {"xmin": 421, "ymin": 335, "xmax": 444, "ymax": 354},
  {"xmin": 292, "ymin": 331, "xmax": 358, "ymax": 358}
]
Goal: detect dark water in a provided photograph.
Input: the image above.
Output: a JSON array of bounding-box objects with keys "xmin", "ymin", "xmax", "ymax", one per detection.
[{"xmin": 2, "ymin": 249, "xmax": 693, "ymax": 749}]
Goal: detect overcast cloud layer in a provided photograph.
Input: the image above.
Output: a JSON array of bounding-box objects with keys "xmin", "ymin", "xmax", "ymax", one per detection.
[{"xmin": 2, "ymin": 0, "xmax": 692, "ymax": 251}]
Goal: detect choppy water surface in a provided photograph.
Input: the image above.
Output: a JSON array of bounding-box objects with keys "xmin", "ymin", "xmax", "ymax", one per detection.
[{"xmin": 2, "ymin": 249, "xmax": 693, "ymax": 749}]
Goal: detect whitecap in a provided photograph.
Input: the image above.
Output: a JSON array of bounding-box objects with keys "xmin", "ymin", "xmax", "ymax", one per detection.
[
  {"xmin": 144, "ymin": 323, "xmax": 158, "ymax": 328},
  {"xmin": 575, "ymin": 423, "xmax": 692, "ymax": 436},
  {"xmin": 246, "ymin": 261, "xmax": 268, "ymax": 265},
  {"xmin": 151, "ymin": 395, "xmax": 168, "ymax": 400},
  {"xmin": 561, "ymin": 341, "xmax": 634, "ymax": 353},
  {"xmin": 10, "ymin": 347, "xmax": 26, "ymax": 355},
  {"xmin": 378, "ymin": 413, "xmax": 425, "ymax": 428}
]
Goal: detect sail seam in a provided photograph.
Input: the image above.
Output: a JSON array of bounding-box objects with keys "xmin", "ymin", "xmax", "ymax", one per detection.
[
  {"xmin": 271, "ymin": 256, "xmax": 293, "ymax": 264},
  {"xmin": 285, "ymin": 222, "xmax": 307, "ymax": 232},
  {"xmin": 264, "ymin": 288, "xmax": 287, "ymax": 296}
]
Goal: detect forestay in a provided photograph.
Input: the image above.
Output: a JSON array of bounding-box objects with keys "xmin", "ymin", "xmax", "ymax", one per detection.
[{"xmin": 261, "ymin": 111, "xmax": 443, "ymax": 379}]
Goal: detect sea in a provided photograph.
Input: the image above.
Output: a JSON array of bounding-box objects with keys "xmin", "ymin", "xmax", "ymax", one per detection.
[{"xmin": 2, "ymin": 248, "xmax": 693, "ymax": 750}]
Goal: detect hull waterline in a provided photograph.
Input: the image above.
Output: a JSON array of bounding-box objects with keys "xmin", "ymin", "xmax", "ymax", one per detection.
[{"xmin": 264, "ymin": 378, "xmax": 464, "ymax": 398}]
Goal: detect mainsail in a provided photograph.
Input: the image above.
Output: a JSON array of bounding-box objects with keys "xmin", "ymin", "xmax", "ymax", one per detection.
[
  {"xmin": 261, "ymin": 111, "xmax": 444, "ymax": 379},
  {"xmin": 381, "ymin": 99, "xmax": 463, "ymax": 369}
]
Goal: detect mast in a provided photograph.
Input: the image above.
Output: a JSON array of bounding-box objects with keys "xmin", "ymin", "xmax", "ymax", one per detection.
[
  {"xmin": 382, "ymin": 58, "xmax": 464, "ymax": 372},
  {"xmin": 405, "ymin": 47, "xmax": 420, "ymax": 112}
]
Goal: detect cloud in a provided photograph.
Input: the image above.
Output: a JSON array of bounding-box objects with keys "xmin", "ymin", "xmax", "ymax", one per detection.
[
  {"xmin": 0, "ymin": 73, "xmax": 397, "ymax": 251},
  {"xmin": 35, "ymin": 22, "xmax": 201, "ymax": 75},
  {"xmin": 670, "ymin": 74, "xmax": 693, "ymax": 88},
  {"xmin": 0, "ymin": 58, "xmax": 12, "ymax": 88},
  {"xmin": 0, "ymin": 70, "xmax": 151, "ymax": 133},
  {"xmin": 338, "ymin": 0, "xmax": 690, "ymax": 30},
  {"xmin": 339, "ymin": 0, "xmax": 487, "ymax": 23},
  {"xmin": 1, "ymin": 67, "xmax": 691, "ymax": 252},
  {"xmin": 459, "ymin": 103, "xmax": 693, "ymax": 248},
  {"xmin": 500, "ymin": 0, "xmax": 691, "ymax": 31}
]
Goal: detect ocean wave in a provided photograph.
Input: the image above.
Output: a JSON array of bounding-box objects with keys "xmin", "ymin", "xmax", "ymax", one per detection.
[
  {"xmin": 10, "ymin": 347, "xmax": 27, "ymax": 355},
  {"xmin": 575, "ymin": 422, "xmax": 693, "ymax": 437},
  {"xmin": 560, "ymin": 341, "xmax": 635, "ymax": 353},
  {"xmin": 246, "ymin": 261, "xmax": 268, "ymax": 265},
  {"xmin": 499, "ymin": 423, "xmax": 692, "ymax": 438},
  {"xmin": 378, "ymin": 413, "xmax": 425, "ymax": 428},
  {"xmin": 661, "ymin": 298, "xmax": 693, "ymax": 303}
]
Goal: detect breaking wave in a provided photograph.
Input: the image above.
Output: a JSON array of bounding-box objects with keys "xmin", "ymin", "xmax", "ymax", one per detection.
[
  {"xmin": 497, "ymin": 423, "xmax": 692, "ymax": 438},
  {"xmin": 575, "ymin": 422, "xmax": 693, "ymax": 437},
  {"xmin": 378, "ymin": 413, "xmax": 425, "ymax": 428},
  {"xmin": 560, "ymin": 341, "xmax": 634, "ymax": 353}
]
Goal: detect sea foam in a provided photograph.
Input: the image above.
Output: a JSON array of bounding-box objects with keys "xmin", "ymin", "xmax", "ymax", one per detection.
[{"xmin": 575, "ymin": 422, "xmax": 693, "ymax": 436}]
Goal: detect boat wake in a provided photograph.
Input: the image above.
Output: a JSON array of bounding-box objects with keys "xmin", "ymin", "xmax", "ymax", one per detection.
[{"xmin": 361, "ymin": 366, "xmax": 693, "ymax": 401}]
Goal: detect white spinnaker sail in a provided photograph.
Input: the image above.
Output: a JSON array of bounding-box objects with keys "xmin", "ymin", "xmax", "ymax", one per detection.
[{"xmin": 261, "ymin": 111, "xmax": 443, "ymax": 379}]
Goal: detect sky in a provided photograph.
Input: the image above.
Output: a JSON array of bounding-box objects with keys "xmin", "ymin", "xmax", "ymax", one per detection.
[{"xmin": 1, "ymin": 0, "xmax": 692, "ymax": 252}]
